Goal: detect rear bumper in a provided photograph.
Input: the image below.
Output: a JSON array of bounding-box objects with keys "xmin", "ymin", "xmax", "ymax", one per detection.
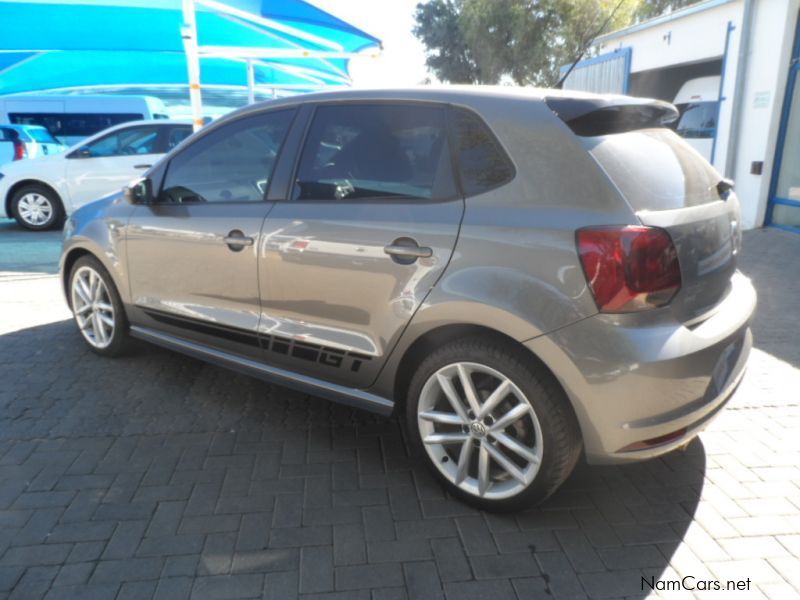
[{"xmin": 526, "ymin": 271, "xmax": 756, "ymax": 464}]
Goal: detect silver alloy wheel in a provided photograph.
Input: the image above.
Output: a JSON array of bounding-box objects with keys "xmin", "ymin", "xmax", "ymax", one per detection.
[
  {"xmin": 17, "ymin": 192, "xmax": 54, "ymax": 227},
  {"xmin": 417, "ymin": 362, "xmax": 544, "ymax": 500},
  {"xmin": 71, "ymin": 266, "xmax": 115, "ymax": 349}
]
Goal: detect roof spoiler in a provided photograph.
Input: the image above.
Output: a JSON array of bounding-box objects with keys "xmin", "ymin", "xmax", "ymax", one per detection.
[{"xmin": 545, "ymin": 96, "xmax": 679, "ymax": 136}]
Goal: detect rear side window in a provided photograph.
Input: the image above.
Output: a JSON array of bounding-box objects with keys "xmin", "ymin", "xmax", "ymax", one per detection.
[
  {"xmin": 8, "ymin": 112, "xmax": 143, "ymax": 138},
  {"xmin": 26, "ymin": 128, "xmax": 59, "ymax": 144},
  {"xmin": 295, "ymin": 103, "xmax": 456, "ymax": 201},
  {"xmin": 160, "ymin": 110, "xmax": 294, "ymax": 204},
  {"xmin": 451, "ymin": 108, "xmax": 514, "ymax": 196},
  {"xmin": 585, "ymin": 128, "xmax": 723, "ymax": 211}
]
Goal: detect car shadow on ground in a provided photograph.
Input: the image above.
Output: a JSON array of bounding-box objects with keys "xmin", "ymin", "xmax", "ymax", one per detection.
[{"xmin": 0, "ymin": 318, "xmax": 705, "ymax": 598}]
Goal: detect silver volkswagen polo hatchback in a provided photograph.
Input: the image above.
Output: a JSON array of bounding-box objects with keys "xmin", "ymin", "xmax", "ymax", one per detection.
[{"xmin": 61, "ymin": 87, "xmax": 755, "ymax": 511}]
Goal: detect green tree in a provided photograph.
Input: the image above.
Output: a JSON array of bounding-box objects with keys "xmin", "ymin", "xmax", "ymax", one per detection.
[
  {"xmin": 413, "ymin": 0, "xmax": 684, "ymax": 87},
  {"xmin": 636, "ymin": 0, "xmax": 696, "ymax": 20}
]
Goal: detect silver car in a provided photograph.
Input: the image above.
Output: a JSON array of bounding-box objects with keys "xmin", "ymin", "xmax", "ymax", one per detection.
[{"xmin": 60, "ymin": 88, "xmax": 755, "ymax": 511}]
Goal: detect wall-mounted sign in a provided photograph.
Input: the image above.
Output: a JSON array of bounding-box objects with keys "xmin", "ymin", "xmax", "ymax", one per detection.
[{"xmin": 753, "ymin": 91, "xmax": 771, "ymax": 109}]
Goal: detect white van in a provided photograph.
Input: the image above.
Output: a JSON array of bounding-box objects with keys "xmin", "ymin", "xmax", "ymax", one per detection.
[
  {"xmin": 0, "ymin": 95, "xmax": 169, "ymax": 147},
  {"xmin": 672, "ymin": 76, "xmax": 721, "ymax": 162}
]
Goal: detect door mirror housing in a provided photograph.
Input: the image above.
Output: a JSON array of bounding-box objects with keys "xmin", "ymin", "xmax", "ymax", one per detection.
[
  {"xmin": 124, "ymin": 177, "xmax": 153, "ymax": 205},
  {"xmin": 71, "ymin": 146, "xmax": 92, "ymax": 158}
]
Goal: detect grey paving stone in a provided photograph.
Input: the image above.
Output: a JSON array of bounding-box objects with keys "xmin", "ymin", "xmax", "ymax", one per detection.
[
  {"xmin": 191, "ymin": 574, "xmax": 264, "ymax": 599},
  {"xmin": 431, "ymin": 537, "xmax": 472, "ymax": 582},
  {"xmin": 90, "ymin": 557, "xmax": 163, "ymax": 584},
  {"xmin": 300, "ymin": 546, "xmax": 334, "ymax": 593},
  {"xmin": 335, "ymin": 563, "xmax": 404, "ymax": 590},
  {"xmin": 366, "ymin": 539, "xmax": 432, "ymax": 563},
  {"xmin": 403, "ymin": 560, "xmax": 444, "ymax": 600},
  {"xmin": 443, "ymin": 579, "xmax": 516, "ymax": 600}
]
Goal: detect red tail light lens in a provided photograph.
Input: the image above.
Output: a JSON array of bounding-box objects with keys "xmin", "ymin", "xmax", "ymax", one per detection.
[
  {"xmin": 577, "ymin": 226, "xmax": 681, "ymax": 313},
  {"xmin": 12, "ymin": 139, "xmax": 26, "ymax": 161}
]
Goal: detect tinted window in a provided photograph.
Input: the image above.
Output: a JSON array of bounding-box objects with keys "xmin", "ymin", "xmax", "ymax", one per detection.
[
  {"xmin": 26, "ymin": 128, "xmax": 59, "ymax": 144},
  {"xmin": 295, "ymin": 104, "xmax": 455, "ymax": 201},
  {"xmin": 167, "ymin": 126, "xmax": 193, "ymax": 150},
  {"xmin": 452, "ymin": 108, "xmax": 514, "ymax": 196},
  {"xmin": 8, "ymin": 112, "xmax": 143, "ymax": 138},
  {"xmin": 84, "ymin": 126, "xmax": 160, "ymax": 157},
  {"xmin": 160, "ymin": 110, "xmax": 294, "ymax": 204},
  {"xmin": 674, "ymin": 102, "xmax": 718, "ymax": 139}
]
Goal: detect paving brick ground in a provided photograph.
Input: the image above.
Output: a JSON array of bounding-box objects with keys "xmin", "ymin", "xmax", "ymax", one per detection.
[{"xmin": 0, "ymin": 219, "xmax": 798, "ymax": 599}]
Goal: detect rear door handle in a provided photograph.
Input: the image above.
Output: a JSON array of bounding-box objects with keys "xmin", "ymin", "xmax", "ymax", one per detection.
[
  {"xmin": 384, "ymin": 245, "xmax": 432, "ymax": 259},
  {"xmin": 134, "ymin": 164, "xmax": 151, "ymax": 169},
  {"xmin": 223, "ymin": 230, "xmax": 255, "ymax": 251}
]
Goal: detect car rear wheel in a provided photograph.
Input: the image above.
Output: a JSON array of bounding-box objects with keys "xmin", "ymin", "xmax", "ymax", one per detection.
[
  {"xmin": 69, "ymin": 256, "xmax": 130, "ymax": 357},
  {"xmin": 406, "ymin": 338, "xmax": 582, "ymax": 511},
  {"xmin": 10, "ymin": 184, "xmax": 64, "ymax": 231}
]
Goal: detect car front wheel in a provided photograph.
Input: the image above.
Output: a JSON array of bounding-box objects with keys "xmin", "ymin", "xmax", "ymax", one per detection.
[
  {"xmin": 406, "ymin": 338, "xmax": 582, "ymax": 511},
  {"xmin": 10, "ymin": 184, "xmax": 64, "ymax": 231},
  {"xmin": 69, "ymin": 256, "xmax": 130, "ymax": 356}
]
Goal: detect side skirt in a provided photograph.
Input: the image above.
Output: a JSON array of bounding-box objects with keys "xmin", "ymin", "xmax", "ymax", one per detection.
[{"xmin": 129, "ymin": 325, "xmax": 395, "ymax": 416}]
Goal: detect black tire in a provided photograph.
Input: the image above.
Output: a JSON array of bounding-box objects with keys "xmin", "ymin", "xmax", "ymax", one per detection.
[
  {"xmin": 10, "ymin": 183, "xmax": 65, "ymax": 231},
  {"xmin": 406, "ymin": 337, "xmax": 582, "ymax": 512},
  {"xmin": 69, "ymin": 255, "xmax": 131, "ymax": 357}
]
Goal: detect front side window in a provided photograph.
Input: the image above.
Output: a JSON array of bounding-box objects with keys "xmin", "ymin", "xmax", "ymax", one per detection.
[
  {"xmin": 295, "ymin": 103, "xmax": 455, "ymax": 201},
  {"xmin": 159, "ymin": 110, "xmax": 294, "ymax": 204},
  {"xmin": 452, "ymin": 108, "xmax": 515, "ymax": 196}
]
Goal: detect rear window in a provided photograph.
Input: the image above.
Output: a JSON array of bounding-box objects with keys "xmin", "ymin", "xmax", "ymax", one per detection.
[
  {"xmin": 584, "ymin": 128, "xmax": 723, "ymax": 211},
  {"xmin": 26, "ymin": 128, "xmax": 59, "ymax": 144}
]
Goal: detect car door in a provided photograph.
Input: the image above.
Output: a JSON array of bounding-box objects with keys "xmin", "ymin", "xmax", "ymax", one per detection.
[
  {"xmin": 259, "ymin": 102, "xmax": 463, "ymax": 387},
  {"xmin": 125, "ymin": 109, "xmax": 297, "ymax": 360},
  {"xmin": 64, "ymin": 124, "xmax": 163, "ymax": 209}
]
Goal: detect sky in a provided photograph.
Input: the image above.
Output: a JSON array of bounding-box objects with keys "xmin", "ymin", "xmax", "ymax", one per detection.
[{"xmin": 307, "ymin": 0, "xmax": 432, "ymax": 87}]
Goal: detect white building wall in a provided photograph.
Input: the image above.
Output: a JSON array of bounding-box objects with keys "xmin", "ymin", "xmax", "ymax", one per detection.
[
  {"xmin": 733, "ymin": 0, "xmax": 799, "ymax": 228},
  {"xmin": 597, "ymin": 2, "xmax": 744, "ymax": 72}
]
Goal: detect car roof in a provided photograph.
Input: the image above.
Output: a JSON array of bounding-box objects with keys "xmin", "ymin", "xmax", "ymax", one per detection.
[
  {"xmin": 66, "ymin": 119, "xmax": 192, "ymax": 151},
  {"xmin": 214, "ymin": 85, "xmax": 657, "ymax": 127}
]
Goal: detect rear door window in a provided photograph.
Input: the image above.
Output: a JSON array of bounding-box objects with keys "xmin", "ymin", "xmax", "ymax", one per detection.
[
  {"xmin": 294, "ymin": 103, "xmax": 456, "ymax": 201},
  {"xmin": 584, "ymin": 128, "xmax": 723, "ymax": 211},
  {"xmin": 451, "ymin": 107, "xmax": 515, "ymax": 196},
  {"xmin": 83, "ymin": 126, "xmax": 160, "ymax": 157}
]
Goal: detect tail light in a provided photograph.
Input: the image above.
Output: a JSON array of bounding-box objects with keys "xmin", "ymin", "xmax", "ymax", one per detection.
[
  {"xmin": 12, "ymin": 139, "xmax": 26, "ymax": 161},
  {"xmin": 576, "ymin": 226, "xmax": 681, "ymax": 313}
]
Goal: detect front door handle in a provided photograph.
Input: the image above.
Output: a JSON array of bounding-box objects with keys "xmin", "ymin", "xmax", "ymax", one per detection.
[
  {"xmin": 384, "ymin": 237, "xmax": 433, "ymax": 264},
  {"xmin": 134, "ymin": 164, "xmax": 151, "ymax": 169},
  {"xmin": 223, "ymin": 230, "xmax": 254, "ymax": 252}
]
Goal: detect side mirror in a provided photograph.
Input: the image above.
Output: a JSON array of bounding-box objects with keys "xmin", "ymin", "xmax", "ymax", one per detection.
[{"xmin": 124, "ymin": 177, "xmax": 153, "ymax": 205}]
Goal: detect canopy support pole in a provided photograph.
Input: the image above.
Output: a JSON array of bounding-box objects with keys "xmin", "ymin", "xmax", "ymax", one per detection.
[
  {"xmin": 246, "ymin": 59, "xmax": 255, "ymax": 104},
  {"xmin": 182, "ymin": 0, "xmax": 204, "ymax": 132}
]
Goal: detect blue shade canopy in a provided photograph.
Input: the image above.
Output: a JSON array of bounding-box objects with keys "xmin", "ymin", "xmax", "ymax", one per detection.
[{"xmin": 0, "ymin": 0, "xmax": 381, "ymax": 95}]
